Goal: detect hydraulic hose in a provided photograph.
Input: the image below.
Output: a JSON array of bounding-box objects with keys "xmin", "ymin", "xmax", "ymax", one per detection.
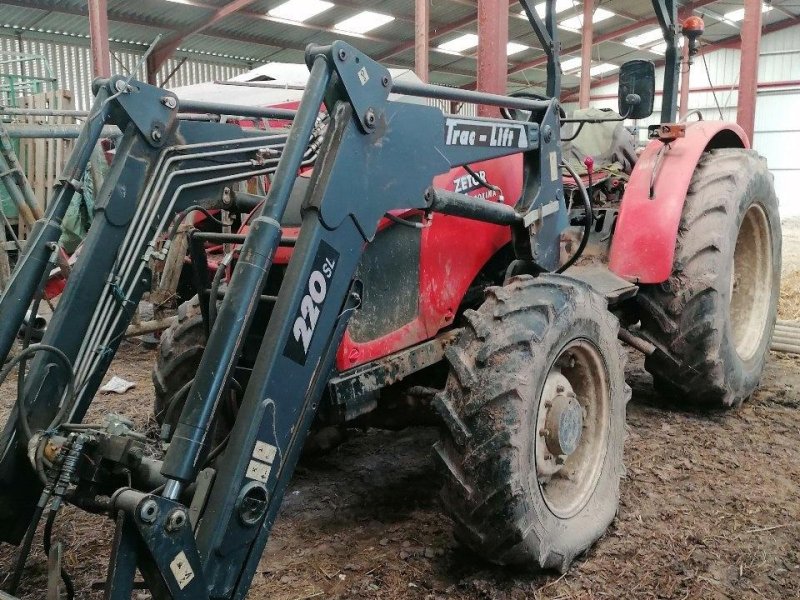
[
  {"xmin": 557, "ymin": 160, "xmax": 593, "ymax": 274},
  {"xmin": 0, "ymin": 344, "xmax": 77, "ymax": 445}
]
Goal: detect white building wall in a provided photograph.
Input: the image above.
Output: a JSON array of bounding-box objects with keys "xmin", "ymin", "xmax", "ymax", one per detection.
[
  {"xmin": 0, "ymin": 36, "xmax": 247, "ymax": 111},
  {"xmin": 566, "ymin": 24, "xmax": 800, "ymax": 217}
]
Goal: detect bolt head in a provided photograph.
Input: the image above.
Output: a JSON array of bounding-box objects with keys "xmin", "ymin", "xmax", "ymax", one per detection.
[
  {"xmin": 364, "ymin": 108, "xmax": 376, "ymax": 129},
  {"xmin": 114, "ymin": 79, "xmax": 128, "ymax": 93},
  {"xmin": 165, "ymin": 508, "xmax": 188, "ymax": 532},
  {"xmin": 151, "ymin": 128, "xmax": 162, "ymax": 142},
  {"xmin": 381, "ymin": 75, "xmax": 390, "ymax": 87},
  {"xmin": 139, "ymin": 499, "xmax": 160, "ymax": 524},
  {"xmin": 337, "ymin": 48, "xmax": 347, "ymax": 61},
  {"xmin": 161, "ymin": 95, "xmax": 177, "ymax": 109}
]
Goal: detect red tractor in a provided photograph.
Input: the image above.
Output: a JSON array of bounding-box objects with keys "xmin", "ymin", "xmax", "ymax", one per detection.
[
  {"xmin": 0, "ymin": 1, "xmax": 780, "ymax": 596},
  {"xmin": 152, "ymin": 11, "xmax": 780, "ymax": 575}
]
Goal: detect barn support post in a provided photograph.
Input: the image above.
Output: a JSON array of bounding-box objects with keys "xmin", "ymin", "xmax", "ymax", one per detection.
[
  {"xmin": 737, "ymin": 0, "xmax": 763, "ymax": 142},
  {"xmin": 476, "ymin": 0, "xmax": 509, "ymax": 116},
  {"xmin": 87, "ymin": 0, "xmax": 111, "ymax": 78},
  {"xmin": 578, "ymin": 0, "xmax": 594, "ymax": 108},
  {"xmin": 415, "ymin": 0, "xmax": 430, "ymax": 82}
]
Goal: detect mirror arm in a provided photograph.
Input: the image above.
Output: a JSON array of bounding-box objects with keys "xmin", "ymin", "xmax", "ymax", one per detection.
[
  {"xmin": 520, "ymin": 0, "xmax": 561, "ymax": 98},
  {"xmin": 651, "ymin": 0, "xmax": 679, "ymax": 122}
]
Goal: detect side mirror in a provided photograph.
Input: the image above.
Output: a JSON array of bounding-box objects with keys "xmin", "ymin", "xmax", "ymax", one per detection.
[{"xmin": 618, "ymin": 60, "xmax": 655, "ymax": 119}]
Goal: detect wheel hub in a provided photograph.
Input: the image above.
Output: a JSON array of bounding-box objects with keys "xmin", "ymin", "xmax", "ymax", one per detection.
[
  {"xmin": 544, "ymin": 393, "xmax": 583, "ymax": 457},
  {"xmin": 536, "ymin": 371, "xmax": 584, "ymax": 481}
]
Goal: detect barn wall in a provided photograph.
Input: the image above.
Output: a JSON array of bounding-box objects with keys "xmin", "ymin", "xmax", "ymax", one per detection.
[
  {"xmin": 564, "ymin": 24, "xmax": 800, "ymax": 217},
  {"xmin": 0, "ymin": 35, "xmax": 248, "ymax": 111}
]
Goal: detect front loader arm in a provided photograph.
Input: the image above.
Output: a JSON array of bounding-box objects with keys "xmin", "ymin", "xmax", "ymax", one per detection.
[
  {"xmin": 2, "ymin": 41, "xmax": 568, "ymax": 600},
  {"xmin": 0, "ymin": 80, "xmax": 305, "ymax": 544}
]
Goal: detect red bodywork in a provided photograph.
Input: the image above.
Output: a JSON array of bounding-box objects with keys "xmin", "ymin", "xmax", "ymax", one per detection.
[
  {"xmin": 608, "ymin": 121, "xmax": 748, "ymax": 283},
  {"xmin": 270, "ymin": 157, "xmax": 523, "ymax": 371}
]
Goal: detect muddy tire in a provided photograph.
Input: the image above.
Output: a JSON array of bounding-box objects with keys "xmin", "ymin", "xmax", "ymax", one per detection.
[
  {"xmin": 435, "ymin": 274, "xmax": 629, "ymax": 571},
  {"xmin": 637, "ymin": 148, "xmax": 781, "ymax": 408},
  {"xmin": 152, "ymin": 298, "xmax": 206, "ymax": 430},
  {"xmin": 152, "ymin": 297, "xmax": 233, "ymax": 444},
  {"xmin": 152, "ymin": 297, "xmax": 345, "ymax": 453}
]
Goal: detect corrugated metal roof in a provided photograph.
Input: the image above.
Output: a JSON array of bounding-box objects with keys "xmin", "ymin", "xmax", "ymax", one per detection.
[{"xmin": 1, "ymin": 0, "xmax": 799, "ymax": 91}]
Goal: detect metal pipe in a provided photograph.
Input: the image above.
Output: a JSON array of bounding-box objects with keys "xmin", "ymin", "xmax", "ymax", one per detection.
[
  {"xmin": 2, "ymin": 124, "xmax": 122, "ymax": 139},
  {"xmin": 213, "ymin": 80, "xmax": 306, "ymax": 91},
  {"xmin": 678, "ymin": 8, "xmax": 691, "ymax": 119},
  {"xmin": 391, "ymin": 79, "xmax": 551, "ymax": 111},
  {"xmin": 657, "ymin": 0, "xmax": 680, "ymax": 123},
  {"xmin": 160, "ymin": 54, "xmax": 331, "ymax": 485},
  {"xmin": 180, "ymin": 99, "xmax": 297, "ymax": 121},
  {"xmin": 1, "ymin": 107, "xmax": 90, "ymax": 118},
  {"xmin": 193, "ymin": 231, "xmax": 297, "ymax": 246},
  {"xmin": 0, "ymin": 144, "xmax": 37, "ymax": 227},
  {"xmin": 0, "ymin": 123, "xmax": 41, "ymax": 219},
  {"xmin": 72, "ymin": 133, "xmax": 305, "ymax": 393},
  {"xmin": 425, "ymin": 187, "xmax": 521, "ymax": 225},
  {"xmin": 0, "ymin": 107, "xmax": 232, "ymax": 122}
]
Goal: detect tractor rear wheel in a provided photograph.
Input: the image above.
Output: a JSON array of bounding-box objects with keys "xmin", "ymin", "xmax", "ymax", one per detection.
[
  {"xmin": 637, "ymin": 148, "xmax": 781, "ymax": 408},
  {"xmin": 435, "ymin": 275, "xmax": 629, "ymax": 571}
]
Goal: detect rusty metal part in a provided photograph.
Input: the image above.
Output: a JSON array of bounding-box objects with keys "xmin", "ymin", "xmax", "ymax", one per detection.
[
  {"xmin": 648, "ymin": 123, "xmax": 686, "ymax": 143},
  {"xmin": 617, "ymin": 328, "xmax": 656, "ymax": 355},
  {"xmin": 328, "ymin": 329, "xmax": 460, "ymax": 421}
]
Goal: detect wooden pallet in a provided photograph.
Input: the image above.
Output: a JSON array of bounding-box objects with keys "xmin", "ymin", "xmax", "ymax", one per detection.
[{"xmin": 17, "ymin": 89, "xmax": 75, "ymax": 239}]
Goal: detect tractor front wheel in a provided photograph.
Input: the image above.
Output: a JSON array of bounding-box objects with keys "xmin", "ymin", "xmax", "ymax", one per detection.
[
  {"xmin": 435, "ymin": 275, "xmax": 629, "ymax": 571},
  {"xmin": 637, "ymin": 148, "xmax": 781, "ymax": 408}
]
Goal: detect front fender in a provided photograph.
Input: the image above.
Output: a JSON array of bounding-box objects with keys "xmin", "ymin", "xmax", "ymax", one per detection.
[{"xmin": 608, "ymin": 121, "xmax": 748, "ymax": 283}]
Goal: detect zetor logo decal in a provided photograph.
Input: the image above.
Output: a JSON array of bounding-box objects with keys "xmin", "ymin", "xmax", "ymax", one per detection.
[
  {"xmin": 454, "ymin": 170, "xmax": 488, "ymax": 194},
  {"xmin": 283, "ymin": 240, "xmax": 339, "ymax": 365},
  {"xmin": 445, "ymin": 118, "xmax": 528, "ymax": 149}
]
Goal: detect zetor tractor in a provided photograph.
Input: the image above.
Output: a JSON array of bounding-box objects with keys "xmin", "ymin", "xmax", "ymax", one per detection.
[{"xmin": 0, "ymin": 1, "xmax": 780, "ymax": 598}]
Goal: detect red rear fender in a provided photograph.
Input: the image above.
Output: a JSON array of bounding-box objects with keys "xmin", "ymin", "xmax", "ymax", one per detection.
[{"xmin": 608, "ymin": 121, "xmax": 748, "ymax": 283}]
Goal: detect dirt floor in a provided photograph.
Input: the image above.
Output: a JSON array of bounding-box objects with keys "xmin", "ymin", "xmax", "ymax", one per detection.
[{"xmin": 1, "ymin": 219, "xmax": 799, "ymax": 600}]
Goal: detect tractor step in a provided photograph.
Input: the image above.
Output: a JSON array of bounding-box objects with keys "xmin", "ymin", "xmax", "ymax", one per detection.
[{"xmin": 563, "ymin": 265, "xmax": 638, "ymax": 305}]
